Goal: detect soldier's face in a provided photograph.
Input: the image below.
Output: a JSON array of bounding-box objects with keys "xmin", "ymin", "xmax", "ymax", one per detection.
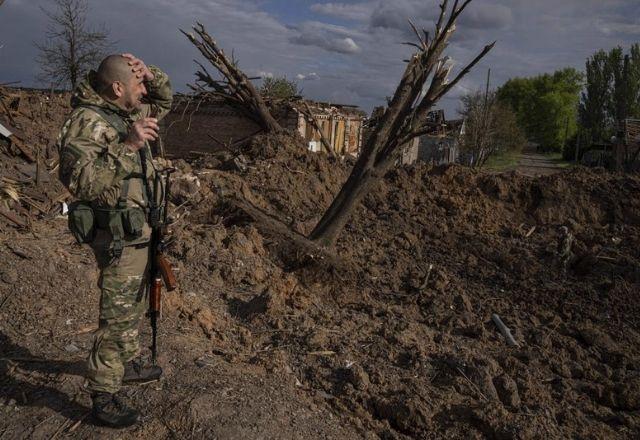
[{"xmin": 120, "ymin": 75, "xmax": 147, "ymax": 111}]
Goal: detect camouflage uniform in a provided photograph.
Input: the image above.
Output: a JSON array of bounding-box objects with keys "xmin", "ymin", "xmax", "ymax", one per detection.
[{"xmin": 57, "ymin": 66, "xmax": 172, "ymax": 394}]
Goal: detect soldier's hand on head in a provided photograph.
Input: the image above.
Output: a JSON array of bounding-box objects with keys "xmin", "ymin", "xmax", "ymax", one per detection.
[
  {"xmin": 121, "ymin": 53, "xmax": 154, "ymax": 82},
  {"xmin": 124, "ymin": 118, "xmax": 159, "ymax": 151}
]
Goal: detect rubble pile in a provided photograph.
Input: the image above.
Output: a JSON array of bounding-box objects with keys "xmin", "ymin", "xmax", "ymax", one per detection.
[
  {"xmin": 0, "ymin": 87, "xmax": 70, "ymax": 230},
  {"xmin": 1, "ymin": 88, "xmax": 639, "ymax": 438}
]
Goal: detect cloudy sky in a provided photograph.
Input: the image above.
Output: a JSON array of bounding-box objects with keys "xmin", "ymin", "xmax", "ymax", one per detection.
[{"xmin": 1, "ymin": 0, "xmax": 639, "ymax": 116}]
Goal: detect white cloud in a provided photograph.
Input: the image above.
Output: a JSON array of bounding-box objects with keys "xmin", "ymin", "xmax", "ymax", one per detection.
[
  {"xmin": 296, "ymin": 72, "xmax": 319, "ymax": 81},
  {"xmin": 290, "ymin": 21, "xmax": 361, "ymax": 54}
]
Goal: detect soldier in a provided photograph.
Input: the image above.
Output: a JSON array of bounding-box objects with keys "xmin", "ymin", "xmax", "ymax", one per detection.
[{"xmin": 57, "ymin": 53, "xmax": 173, "ymax": 428}]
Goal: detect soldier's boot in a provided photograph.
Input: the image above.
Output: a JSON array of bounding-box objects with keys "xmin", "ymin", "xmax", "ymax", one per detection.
[
  {"xmin": 91, "ymin": 392, "xmax": 139, "ymax": 428},
  {"xmin": 122, "ymin": 359, "xmax": 162, "ymax": 384}
]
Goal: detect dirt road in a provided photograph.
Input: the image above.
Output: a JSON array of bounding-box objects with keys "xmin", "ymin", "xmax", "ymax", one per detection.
[{"xmin": 516, "ymin": 145, "xmax": 566, "ymax": 176}]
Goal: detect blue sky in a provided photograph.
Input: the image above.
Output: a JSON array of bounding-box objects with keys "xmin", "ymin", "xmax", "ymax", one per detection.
[{"xmin": 1, "ymin": 0, "xmax": 639, "ymax": 116}]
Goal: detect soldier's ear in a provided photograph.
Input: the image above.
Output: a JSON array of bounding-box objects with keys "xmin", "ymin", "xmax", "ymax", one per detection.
[{"xmin": 112, "ymin": 81, "xmax": 124, "ymax": 98}]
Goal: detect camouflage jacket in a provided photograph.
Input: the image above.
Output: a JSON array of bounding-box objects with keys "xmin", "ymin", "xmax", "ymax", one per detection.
[{"xmin": 57, "ymin": 65, "xmax": 172, "ymax": 245}]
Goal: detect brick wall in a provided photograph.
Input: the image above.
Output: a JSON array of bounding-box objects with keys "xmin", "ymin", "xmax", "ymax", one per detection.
[{"xmin": 161, "ymin": 100, "xmax": 363, "ymax": 158}]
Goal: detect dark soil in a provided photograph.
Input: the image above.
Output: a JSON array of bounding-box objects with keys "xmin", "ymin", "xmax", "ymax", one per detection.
[{"xmin": 1, "ymin": 90, "xmax": 639, "ymax": 439}]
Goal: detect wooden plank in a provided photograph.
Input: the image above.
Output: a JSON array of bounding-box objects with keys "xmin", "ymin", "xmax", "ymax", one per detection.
[
  {"xmin": 9, "ymin": 135, "xmax": 36, "ymax": 163},
  {"xmin": 335, "ymin": 120, "xmax": 345, "ymax": 155},
  {"xmin": 0, "ymin": 207, "xmax": 27, "ymax": 228}
]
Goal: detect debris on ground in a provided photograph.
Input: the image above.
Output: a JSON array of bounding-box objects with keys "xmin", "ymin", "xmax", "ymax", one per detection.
[{"xmin": 1, "ymin": 87, "xmax": 639, "ymax": 438}]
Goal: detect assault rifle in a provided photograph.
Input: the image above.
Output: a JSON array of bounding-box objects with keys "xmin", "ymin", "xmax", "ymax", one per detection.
[{"xmin": 140, "ymin": 149, "xmax": 177, "ymax": 365}]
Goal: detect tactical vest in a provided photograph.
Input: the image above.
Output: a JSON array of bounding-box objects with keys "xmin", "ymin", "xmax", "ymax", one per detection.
[{"xmin": 67, "ymin": 105, "xmax": 155, "ymax": 263}]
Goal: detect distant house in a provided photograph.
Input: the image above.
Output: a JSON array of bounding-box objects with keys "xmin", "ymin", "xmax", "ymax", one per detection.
[
  {"xmin": 581, "ymin": 145, "xmax": 615, "ymax": 168},
  {"xmin": 161, "ymin": 96, "xmax": 366, "ymax": 158},
  {"xmin": 401, "ymin": 110, "xmax": 464, "ymax": 165},
  {"xmin": 613, "ymin": 118, "xmax": 640, "ymax": 170}
]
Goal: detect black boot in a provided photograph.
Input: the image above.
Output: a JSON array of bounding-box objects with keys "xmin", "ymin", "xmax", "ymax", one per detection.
[
  {"xmin": 91, "ymin": 392, "xmax": 139, "ymax": 428},
  {"xmin": 122, "ymin": 359, "xmax": 162, "ymax": 384}
]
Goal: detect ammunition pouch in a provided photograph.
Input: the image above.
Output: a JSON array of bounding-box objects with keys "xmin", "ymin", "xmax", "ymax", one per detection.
[
  {"xmin": 94, "ymin": 207, "xmax": 146, "ymax": 238},
  {"xmin": 94, "ymin": 206, "xmax": 147, "ymax": 263},
  {"xmin": 68, "ymin": 201, "xmax": 96, "ymax": 244},
  {"xmin": 123, "ymin": 207, "xmax": 146, "ymax": 237}
]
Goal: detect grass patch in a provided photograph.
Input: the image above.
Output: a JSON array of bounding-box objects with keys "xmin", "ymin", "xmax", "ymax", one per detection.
[{"xmin": 483, "ymin": 149, "xmax": 522, "ymax": 171}]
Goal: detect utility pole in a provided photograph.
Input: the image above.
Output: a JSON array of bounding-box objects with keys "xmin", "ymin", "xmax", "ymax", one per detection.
[
  {"xmin": 478, "ymin": 68, "xmax": 491, "ymax": 167},
  {"xmin": 483, "ymin": 68, "xmax": 491, "ymax": 110},
  {"xmin": 562, "ymin": 114, "xmax": 570, "ymax": 156}
]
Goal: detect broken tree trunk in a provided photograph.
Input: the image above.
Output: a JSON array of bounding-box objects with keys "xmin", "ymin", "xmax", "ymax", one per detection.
[
  {"xmin": 309, "ymin": 0, "xmax": 494, "ymax": 247},
  {"xmin": 225, "ymin": 196, "xmax": 345, "ymax": 270},
  {"xmin": 181, "ymin": 23, "xmax": 285, "ymax": 134}
]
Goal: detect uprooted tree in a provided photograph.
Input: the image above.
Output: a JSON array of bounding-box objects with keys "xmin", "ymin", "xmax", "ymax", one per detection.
[
  {"xmin": 181, "ymin": 24, "xmax": 285, "ymax": 134},
  {"xmin": 183, "ymin": 26, "xmax": 337, "ymax": 157},
  {"xmin": 309, "ymin": 0, "xmax": 494, "ymax": 246}
]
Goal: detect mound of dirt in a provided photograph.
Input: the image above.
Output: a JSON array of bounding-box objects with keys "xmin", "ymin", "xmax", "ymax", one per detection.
[
  {"xmin": 1, "ymin": 91, "xmax": 639, "ymax": 439},
  {"xmin": 167, "ymin": 132, "xmax": 640, "ymax": 438}
]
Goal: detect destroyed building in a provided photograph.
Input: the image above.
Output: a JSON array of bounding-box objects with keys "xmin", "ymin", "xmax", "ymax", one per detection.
[
  {"xmin": 162, "ymin": 96, "xmax": 366, "ymax": 158},
  {"xmin": 615, "ymin": 118, "xmax": 640, "ymax": 170},
  {"xmin": 400, "ymin": 110, "xmax": 464, "ymax": 165}
]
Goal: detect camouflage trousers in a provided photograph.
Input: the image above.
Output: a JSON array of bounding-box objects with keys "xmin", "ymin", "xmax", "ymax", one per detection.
[{"xmin": 87, "ymin": 239, "xmax": 149, "ymax": 394}]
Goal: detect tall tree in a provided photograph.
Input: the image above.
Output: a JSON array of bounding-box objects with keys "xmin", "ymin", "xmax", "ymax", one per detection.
[
  {"xmin": 35, "ymin": 0, "xmax": 112, "ymax": 89},
  {"xmin": 309, "ymin": 0, "xmax": 493, "ymax": 246},
  {"xmin": 579, "ymin": 49, "xmax": 612, "ymax": 145},
  {"xmin": 497, "ymin": 68, "xmax": 583, "ymax": 152},
  {"xmin": 579, "ymin": 44, "xmax": 640, "ymax": 145},
  {"xmin": 609, "ymin": 45, "xmax": 640, "ymax": 123}
]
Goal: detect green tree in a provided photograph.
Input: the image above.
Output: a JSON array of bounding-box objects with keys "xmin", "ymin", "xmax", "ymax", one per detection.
[
  {"xmin": 497, "ymin": 68, "xmax": 583, "ymax": 152},
  {"xmin": 259, "ymin": 76, "xmax": 300, "ymax": 100},
  {"xmin": 579, "ymin": 49, "xmax": 612, "ymax": 145},
  {"xmin": 579, "ymin": 44, "xmax": 640, "ymax": 145},
  {"xmin": 609, "ymin": 45, "xmax": 640, "ymax": 123}
]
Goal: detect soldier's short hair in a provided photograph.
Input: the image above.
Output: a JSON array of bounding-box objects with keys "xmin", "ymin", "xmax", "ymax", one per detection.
[{"xmin": 96, "ymin": 55, "xmax": 133, "ymax": 93}]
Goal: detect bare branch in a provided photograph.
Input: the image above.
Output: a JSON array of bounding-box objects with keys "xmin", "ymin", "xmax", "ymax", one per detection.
[
  {"xmin": 407, "ymin": 20, "xmax": 426, "ymax": 48},
  {"xmin": 182, "ymin": 23, "xmax": 285, "ymax": 133},
  {"xmin": 402, "ymin": 42, "xmax": 424, "ymax": 51},
  {"xmin": 435, "ymin": 0, "xmax": 449, "ymax": 36},
  {"xmin": 436, "ymin": 42, "xmax": 495, "ymax": 101},
  {"xmin": 34, "ymin": 0, "xmax": 112, "ymax": 89}
]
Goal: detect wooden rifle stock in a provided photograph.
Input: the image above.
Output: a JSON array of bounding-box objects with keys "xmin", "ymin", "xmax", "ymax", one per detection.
[
  {"xmin": 149, "ymin": 276, "xmax": 162, "ymax": 315},
  {"xmin": 157, "ymin": 252, "xmax": 177, "ymax": 291}
]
